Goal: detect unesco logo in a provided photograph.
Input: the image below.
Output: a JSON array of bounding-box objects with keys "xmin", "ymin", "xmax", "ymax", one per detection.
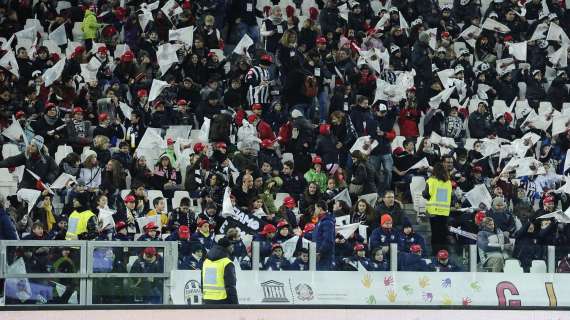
[{"xmin": 260, "ymin": 280, "xmax": 289, "ymax": 303}]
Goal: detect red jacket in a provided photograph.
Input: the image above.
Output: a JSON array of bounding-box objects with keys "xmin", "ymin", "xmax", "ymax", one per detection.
[
  {"xmin": 257, "ymin": 120, "xmax": 276, "ymax": 141},
  {"xmin": 398, "ymin": 107, "xmax": 420, "ymax": 137}
]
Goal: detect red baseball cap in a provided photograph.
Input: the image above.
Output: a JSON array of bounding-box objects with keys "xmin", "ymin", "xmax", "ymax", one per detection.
[
  {"xmin": 193, "ymin": 143, "xmax": 205, "ymax": 154},
  {"xmin": 316, "ymin": 37, "xmax": 327, "ymax": 45},
  {"xmin": 137, "ymin": 89, "xmax": 148, "ymax": 97},
  {"xmin": 15, "ymin": 111, "xmax": 26, "ymax": 119},
  {"xmin": 410, "ymin": 244, "xmax": 422, "ymax": 253},
  {"xmin": 260, "ymin": 224, "xmax": 277, "ymax": 235},
  {"xmin": 283, "ymin": 196, "xmax": 296, "ymax": 208},
  {"xmin": 124, "ymin": 195, "xmax": 136, "ymax": 203},
  {"xmin": 73, "ymin": 107, "xmax": 84, "ymax": 114},
  {"xmin": 177, "ymin": 99, "xmax": 187, "ymax": 106},
  {"xmin": 260, "ymin": 54, "xmax": 273, "ymax": 64},
  {"xmin": 251, "ymin": 103, "xmax": 263, "ymax": 111},
  {"xmin": 277, "ymin": 220, "xmax": 289, "ymax": 229},
  {"xmin": 98, "ymin": 112, "xmax": 109, "ymax": 122},
  {"xmin": 312, "ymin": 156, "xmax": 323, "ymax": 164},
  {"xmin": 144, "ymin": 247, "xmax": 157, "ymax": 256},
  {"xmin": 121, "ymin": 51, "xmax": 135, "ymax": 62},
  {"xmin": 303, "ymin": 223, "xmax": 315, "ymax": 233},
  {"xmin": 437, "ymin": 249, "xmax": 449, "ymax": 259},
  {"xmin": 178, "ymin": 225, "xmax": 190, "ymax": 239},
  {"xmin": 354, "ymin": 243, "xmax": 365, "ymax": 251}
]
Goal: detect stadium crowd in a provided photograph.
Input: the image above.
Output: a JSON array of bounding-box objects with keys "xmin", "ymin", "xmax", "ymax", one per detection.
[{"xmin": 0, "ymin": 0, "xmax": 569, "ymax": 285}]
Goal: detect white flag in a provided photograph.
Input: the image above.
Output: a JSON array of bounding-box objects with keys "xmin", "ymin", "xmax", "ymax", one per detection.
[
  {"xmin": 42, "ymin": 58, "xmax": 66, "ymax": 87},
  {"xmin": 338, "ymin": 3, "xmax": 349, "ymax": 21},
  {"xmin": 508, "ymin": 41, "xmax": 527, "ymax": 61},
  {"xmin": 233, "ymin": 34, "xmax": 254, "ymax": 56},
  {"xmin": 161, "ymin": 0, "xmax": 183, "ymax": 21},
  {"xmin": 138, "ymin": 12, "xmax": 153, "ymax": 32},
  {"xmin": 169, "ymin": 26, "xmax": 194, "ymax": 46},
  {"xmin": 464, "ymin": 184, "xmax": 492, "ymax": 209},
  {"xmin": 482, "ymin": 18, "xmax": 511, "ymax": 33},
  {"xmin": 333, "ymin": 188, "xmax": 352, "ymax": 207},
  {"xmin": 157, "ymin": 43, "xmax": 180, "ymax": 75},
  {"xmin": 0, "ymin": 50, "xmax": 19, "ymax": 77},
  {"xmin": 336, "ymin": 222, "xmax": 360, "ymax": 239},
  {"xmin": 546, "ymin": 23, "xmax": 570, "ymax": 44},
  {"xmin": 17, "ymin": 188, "xmax": 41, "ymax": 214},
  {"xmin": 148, "ymin": 79, "xmax": 171, "ymax": 102},
  {"xmin": 49, "ymin": 23, "xmax": 67, "ymax": 46}
]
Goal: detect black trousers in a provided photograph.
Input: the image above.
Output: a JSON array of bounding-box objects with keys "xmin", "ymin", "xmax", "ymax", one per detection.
[
  {"xmin": 430, "ymin": 215, "xmax": 449, "ymax": 256},
  {"xmin": 203, "ymin": 298, "xmax": 235, "ymax": 305}
]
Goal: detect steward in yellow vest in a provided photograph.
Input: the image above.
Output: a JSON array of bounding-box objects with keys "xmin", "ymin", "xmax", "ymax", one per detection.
[
  {"xmin": 66, "ymin": 193, "xmax": 98, "ymax": 240},
  {"xmin": 422, "ymin": 163, "xmax": 453, "ymax": 255},
  {"xmin": 201, "ymin": 237, "xmax": 238, "ymax": 304}
]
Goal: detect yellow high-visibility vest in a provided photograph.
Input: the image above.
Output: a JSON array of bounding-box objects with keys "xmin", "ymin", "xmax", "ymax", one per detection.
[
  {"xmin": 66, "ymin": 210, "xmax": 95, "ymax": 240},
  {"xmin": 425, "ymin": 177, "xmax": 452, "ymax": 217},
  {"xmin": 202, "ymin": 257, "xmax": 232, "ymax": 300}
]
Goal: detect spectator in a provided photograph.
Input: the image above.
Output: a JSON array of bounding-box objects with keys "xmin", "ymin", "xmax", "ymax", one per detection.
[
  {"xmin": 477, "ymin": 217, "xmax": 512, "ymax": 272},
  {"xmin": 314, "ymin": 200, "xmax": 335, "ymax": 270}
]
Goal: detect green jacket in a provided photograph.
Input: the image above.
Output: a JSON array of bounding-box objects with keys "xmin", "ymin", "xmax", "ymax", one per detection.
[
  {"xmin": 304, "ymin": 169, "xmax": 328, "ymax": 192},
  {"xmin": 82, "ymin": 10, "xmax": 99, "ymax": 39}
]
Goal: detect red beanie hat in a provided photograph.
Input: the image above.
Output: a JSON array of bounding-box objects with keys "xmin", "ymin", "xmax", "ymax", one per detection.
[
  {"xmin": 380, "ymin": 214, "xmax": 393, "ymax": 226},
  {"xmin": 285, "ymin": 5, "xmax": 295, "ymax": 18},
  {"xmin": 309, "ymin": 7, "xmax": 319, "ymax": 20},
  {"xmin": 503, "ymin": 112, "xmax": 513, "ymax": 123}
]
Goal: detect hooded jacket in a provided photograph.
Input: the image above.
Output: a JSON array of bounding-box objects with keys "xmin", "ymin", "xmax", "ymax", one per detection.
[
  {"xmin": 203, "ymin": 244, "xmax": 238, "ymax": 303},
  {"xmin": 82, "ymin": 9, "xmax": 99, "ymax": 39}
]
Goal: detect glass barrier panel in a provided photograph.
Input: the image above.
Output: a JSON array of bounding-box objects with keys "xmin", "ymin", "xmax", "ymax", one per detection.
[
  {"xmin": 92, "ymin": 277, "xmax": 164, "ymax": 304},
  {"xmin": 4, "ymin": 278, "xmax": 80, "ymax": 305},
  {"xmin": 6, "ymin": 245, "xmax": 82, "ymax": 274},
  {"xmin": 555, "ymin": 245, "xmax": 570, "ymax": 273},
  {"xmin": 91, "ymin": 246, "xmax": 165, "ymax": 274}
]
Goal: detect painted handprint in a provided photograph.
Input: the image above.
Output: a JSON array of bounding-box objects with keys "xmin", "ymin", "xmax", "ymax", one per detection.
[
  {"xmin": 386, "ymin": 288, "xmax": 397, "ymax": 303},
  {"xmin": 462, "ymin": 297, "xmax": 472, "ymax": 306},
  {"xmin": 418, "ymin": 276, "xmax": 430, "ymax": 288},
  {"xmin": 441, "ymin": 294, "xmax": 453, "ymax": 305},
  {"xmin": 470, "ymin": 281, "xmax": 481, "ymax": 292},
  {"xmin": 422, "ymin": 292, "xmax": 433, "ymax": 303},
  {"xmin": 441, "ymin": 278, "xmax": 451, "ymax": 288},
  {"xmin": 384, "ymin": 275, "xmax": 394, "ymax": 287},
  {"xmin": 402, "ymin": 285, "xmax": 413, "ymax": 295},
  {"xmin": 361, "ymin": 274, "xmax": 373, "ymax": 288},
  {"xmin": 366, "ymin": 295, "xmax": 377, "ymax": 305}
]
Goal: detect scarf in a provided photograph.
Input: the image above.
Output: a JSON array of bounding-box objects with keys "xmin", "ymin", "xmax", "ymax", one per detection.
[
  {"xmin": 270, "ymin": 15, "xmax": 283, "ymax": 25},
  {"xmin": 44, "ymin": 201, "xmax": 56, "ymax": 231},
  {"xmin": 44, "ymin": 114, "xmax": 58, "ymax": 126}
]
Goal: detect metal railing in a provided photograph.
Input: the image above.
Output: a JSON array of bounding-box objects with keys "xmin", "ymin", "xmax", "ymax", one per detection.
[{"xmin": 0, "ymin": 240, "xmax": 561, "ymax": 306}]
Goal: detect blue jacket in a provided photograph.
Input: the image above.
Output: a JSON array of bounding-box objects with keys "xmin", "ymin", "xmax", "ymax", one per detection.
[
  {"xmin": 179, "ymin": 254, "xmax": 203, "ymax": 270},
  {"xmin": 398, "ymin": 231, "xmax": 427, "ymax": 256},
  {"xmin": 365, "ymin": 259, "xmax": 389, "ymax": 271},
  {"xmin": 0, "ymin": 208, "xmax": 17, "ymax": 240},
  {"xmin": 262, "ymin": 254, "xmax": 291, "ymax": 270},
  {"xmin": 289, "ymin": 257, "xmax": 309, "ymax": 271},
  {"xmin": 398, "ymin": 252, "xmax": 435, "ymax": 271},
  {"xmin": 191, "ymin": 231, "xmax": 215, "ymax": 251},
  {"xmin": 314, "ymin": 213, "xmax": 336, "ymax": 269},
  {"xmin": 253, "ymin": 234, "xmax": 276, "ymax": 259},
  {"xmin": 369, "ymin": 227, "xmax": 399, "ymax": 250},
  {"xmin": 433, "ymin": 261, "xmax": 462, "ymax": 272}
]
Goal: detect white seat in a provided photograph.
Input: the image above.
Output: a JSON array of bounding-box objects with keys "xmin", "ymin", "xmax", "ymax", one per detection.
[
  {"xmin": 504, "ymin": 259, "xmax": 524, "ymax": 273},
  {"xmin": 147, "ymin": 190, "xmax": 165, "ymax": 210},
  {"xmin": 274, "ymin": 192, "xmax": 290, "ymax": 209},
  {"xmin": 126, "ymin": 255, "xmax": 138, "ymax": 273},
  {"xmin": 190, "ymin": 198, "xmax": 202, "ymax": 214},
  {"xmin": 72, "ymin": 22, "xmax": 84, "ymax": 42},
  {"xmin": 172, "ymin": 190, "xmax": 190, "ymax": 209},
  {"xmin": 530, "ymin": 260, "xmax": 547, "ymax": 273},
  {"xmin": 120, "ymin": 189, "xmax": 131, "ymax": 201},
  {"xmin": 55, "ymin": 145, "xmax": 74, "ymax": 166}
]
